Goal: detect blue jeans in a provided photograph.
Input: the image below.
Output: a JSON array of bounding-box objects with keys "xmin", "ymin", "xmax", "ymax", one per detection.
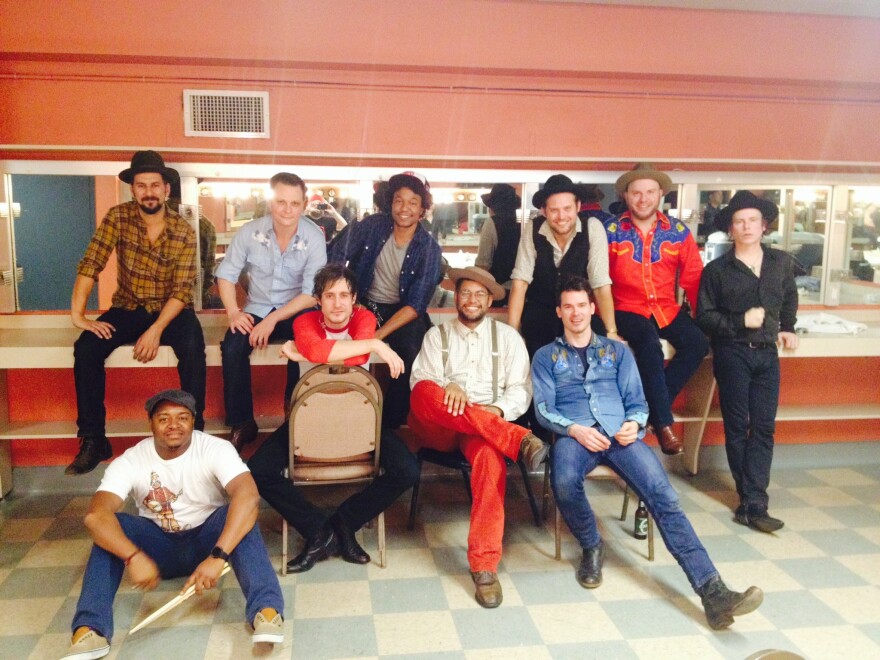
[
  {"xmin": 712, "ymin": 343, "xmax": 780, "ymax": 514},
  {"xmin": 71, "ymin": 506, "xmax": 283, "ymax": 639},
  {"xmin": 551, "ymin": 433, "xmax": 717, "ymax": 592},
  {"xmin": 615, "ymin": 309, "xmax": 709, "ymax": 428},
  {"xmin": 221, "ymin": 312, "xmax": 299, "ymax": 427}
]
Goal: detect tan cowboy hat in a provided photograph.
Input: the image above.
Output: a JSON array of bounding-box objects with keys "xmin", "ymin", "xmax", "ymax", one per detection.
[
  {"xmin": 614, "ymin": 162, "xmax": 673, "ymax": 196},
  {"xmin": 447, "ymin": 266, "xmax": 506, "ymax": 300}
]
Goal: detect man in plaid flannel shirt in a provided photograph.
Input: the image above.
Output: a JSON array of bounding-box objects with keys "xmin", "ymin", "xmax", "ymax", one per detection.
[{"xmin": 67, "ymin": 151, "xmax": 206, "ymax": 476}]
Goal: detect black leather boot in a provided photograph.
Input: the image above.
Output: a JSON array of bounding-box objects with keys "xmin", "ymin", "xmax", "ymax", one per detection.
[
  {"xmin": 286, "ymin": 523, "xmax": 337, "ymax": 573},
  {"xmin": 699, "ymin": 575, "xmax": 763, "ymax": 630},
  {"xmin": 331, "ymin": 514, "xmax": 370, "ymax": 565},
  {"xmin": 576, "ymin": 541, "xmax": 604, "ymax": 589}
]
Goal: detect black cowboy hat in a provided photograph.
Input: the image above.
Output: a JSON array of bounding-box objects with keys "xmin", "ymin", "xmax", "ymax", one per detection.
[
  {"xmin": 481, "ymin": 184, "xmax": 521, "ymax": 212},
  {"xmin": 532, "ymin": 174, "xmax": 585, "ymax": 209},
  {"xmin": 118, "ymin": 150, "xmax": 176, "ymax": 184},
  {"xmin": 715, "ymin": 190, "xmax": 779, "ymax": 232}
]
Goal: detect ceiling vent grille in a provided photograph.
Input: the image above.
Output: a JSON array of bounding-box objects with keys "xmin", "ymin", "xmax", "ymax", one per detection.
[{"xmin": 183, "ymin": 90, "xmax": 270, "ymax": 138}]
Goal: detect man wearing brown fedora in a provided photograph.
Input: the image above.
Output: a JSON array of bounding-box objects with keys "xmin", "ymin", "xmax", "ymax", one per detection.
[
  {"xmin": 68, "ymin": 150, "xmax": 206, "ymax": 476},
  {"xmin": 508, "ymin": 174, "xmax": 617, "ymax": 356},
  {"xmin": 409, "ymin": 266, "xmax": 546, "ymax": 609},
  {"xmin": 605, "ymin": 163, "xmax": 709, "ymax": 455},
  {"xmin": 475, "ymin": 183, "xmax": 523, "ymax": 305}
]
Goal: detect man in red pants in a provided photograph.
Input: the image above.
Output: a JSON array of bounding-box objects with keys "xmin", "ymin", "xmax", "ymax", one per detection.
[{"xmin": 408, "ymin": 266, "xmax": 547, "ymax": 608}]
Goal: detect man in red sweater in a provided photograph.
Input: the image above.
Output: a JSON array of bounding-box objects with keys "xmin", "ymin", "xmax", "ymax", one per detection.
[{"xmin": 247, "ymin": 264, "xmax": 418, "ymax": 573}]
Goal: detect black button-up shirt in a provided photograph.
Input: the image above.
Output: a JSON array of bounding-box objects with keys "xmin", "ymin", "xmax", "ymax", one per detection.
[{"xmin": 696, "ymin": 245, "xmax": 798, "ymax": 345}]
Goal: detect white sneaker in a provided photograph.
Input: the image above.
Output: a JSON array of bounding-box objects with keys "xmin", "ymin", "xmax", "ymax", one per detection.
[
  {"xmin": 61, "ymin": 627, "xmax": 110, "ymax": 659},
  {"xmin": 252, "ymin": 608, "xmax": 283, "ymax": 645}
]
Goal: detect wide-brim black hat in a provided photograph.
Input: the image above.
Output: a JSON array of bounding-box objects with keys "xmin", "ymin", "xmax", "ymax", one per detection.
[
  {"xmin": 532, "ymin": 174, "xmax": 585, "ymax": 209},
  {"xmin": 119, "ymin": 150, "xmax": 176, "ymax": 184},
  {"xmin": 481, "ymin": 183, "xmax": 521, "ymax": 211},
  {"xmin": 715, "ymin": 190, "xmax": 779, "ymax": 232}
]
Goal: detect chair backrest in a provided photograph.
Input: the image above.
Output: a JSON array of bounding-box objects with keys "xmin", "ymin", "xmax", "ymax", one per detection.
[
  {"xmin": 288, "ymin": 378, "xmax": 382, "ymax": 483},
  {"xmin": 291, "ymin": 363, "xmax": 383, "ymax": 410}
]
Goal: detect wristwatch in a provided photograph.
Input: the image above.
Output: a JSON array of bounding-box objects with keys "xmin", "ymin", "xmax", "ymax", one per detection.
[{"xmin": 210, "ymin": 545, "xmax": 229, "ymax": 561}]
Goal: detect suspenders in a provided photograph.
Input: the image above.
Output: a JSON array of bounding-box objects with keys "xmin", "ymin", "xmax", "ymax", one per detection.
[{"xmin": 438, "ymin": 319, "xmax": 499, "ymax": 402}]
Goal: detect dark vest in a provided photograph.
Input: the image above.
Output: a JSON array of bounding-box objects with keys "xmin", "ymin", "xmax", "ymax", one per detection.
[
  {"xmin": 489, "ymin": 212, "xmax": 521, "ymax": 286},
  {"xmin": 527, "ymin": 216, "xmax": 590, "ymax": 309}
]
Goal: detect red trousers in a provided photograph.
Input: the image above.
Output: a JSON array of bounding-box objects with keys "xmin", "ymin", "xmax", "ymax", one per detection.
[{"xmin": 407, "ymin": 380, "xmax": 529, "ymax": 571}]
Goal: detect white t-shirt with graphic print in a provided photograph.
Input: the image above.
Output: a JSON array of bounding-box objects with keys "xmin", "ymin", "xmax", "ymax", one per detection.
[{"xmin": 98, "ymin": 430, "xmax": 249, "ymax": 532}]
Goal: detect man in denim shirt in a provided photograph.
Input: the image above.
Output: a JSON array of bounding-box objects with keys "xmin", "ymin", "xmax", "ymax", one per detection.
[
  {"xmin": 532, "ymin": 276, "xmax": 763, "ymax": 630},
  {"xmin": 216, "ymin": 172, "xmax": 327, "ymax": 451},
  {"xmin": 330, "ymin": 171, "xmax": 441, "ymax": 427}
]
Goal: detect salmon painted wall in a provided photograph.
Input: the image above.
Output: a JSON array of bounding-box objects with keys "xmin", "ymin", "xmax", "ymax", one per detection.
[{"xmin": 2, "ymin": 1, "xmax": 880, "ymax": 167}]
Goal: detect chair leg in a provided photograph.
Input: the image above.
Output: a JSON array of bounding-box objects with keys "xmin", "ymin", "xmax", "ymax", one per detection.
[
  {"xmin": 281, "ymin": 518, "xmax": 288, "ymax": 576},
  {"xmin": 620, "ymin": 483, "xmax": 630, "ymax": 521},
  {"xmin": 542, "ymin": 462, "xmax": 552, "ymax": 522},
  {"xmin": 407, "ymin": 458, "xmax": 424, "ymax": 531},
  {"xmin": 647, "ymin": 514, "xmax": 655, "ymax": 562},
  {"xmin": 554, "ymin": 505, "xmax": 562, "ymax": 561},
  {"xmin": 461, "ymin": 467, "xmax": 473, "ymax": 502},
  {"xmin": 378, "ymin": 512, "xmax": 386, "ymax": 568},
  {"xmin": 516, "ymin": 460, "xmax": 542, "ymax": 527}
]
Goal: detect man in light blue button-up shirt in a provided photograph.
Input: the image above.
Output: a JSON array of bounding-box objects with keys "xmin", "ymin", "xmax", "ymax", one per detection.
[
  {"xmin": 216, "ymin": 173, "xmax": 327, "ymax": 451},
  {"xmin": 532, "ymin": 275, "xmax": 763, "ymax": 631}
]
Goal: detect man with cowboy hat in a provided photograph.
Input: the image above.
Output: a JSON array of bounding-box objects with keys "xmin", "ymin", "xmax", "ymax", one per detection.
[
  {"xmin": 605, "ymin": 163, "xmax": 709, "ymax": 456},
  {"xmin": 475, "ymin": 183, "xmax": 523, "ymax": 305},
  {"xmin": 68, "ymin": 150, "xmax": 206, "ymax": 476},
  {"xmin": 508, "ymin": 174, "xmax": 617, "ymax": 357},
  {"xmin": 330, "ymin": 171, "xmax": 442, "ymax": 428},
  {"xmin": 697, "ymin": 190, "xmax": 798, "ymax": 533},
  {"xmin": 409, "ymin": 266, "xmax": 547, "ymax": 609}
]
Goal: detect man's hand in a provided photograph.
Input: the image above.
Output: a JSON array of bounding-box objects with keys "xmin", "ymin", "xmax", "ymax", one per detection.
[
  {"xmin": 778, "ymin": 331, "xmax": 799, "ymax": 350},
  {"xmin": 478, "ymin": 405, "xmax": 503, "ymax": 417},
  {"xmin": 444, "ymin": 383, "xmax": 470, "ymax": 416},
  {"xmin": 744, "ymin": 307, "xmax": 765, "ymax": 329},
  {"xmin": 614, "ymin": 421, "xmax": 640, "ymax": 446},
  {"xmin": 127, "ymin": 551, "xmax": 161, "ymax": 591},
  {"xmin": 182, "ymin": 557, "xmax": 226, "ymax": 596},
  {"xmin": 227, "ymin": 309, "xmax": 255, "ymax": 335},
  {"xmin": 568, "ymin": 423, "xmax": 611, "ymax": 452},
  {"xmin": 72, "ymin": 314, "xmax": 116, "ymax": 340},
  {"xmin": 280, "ymin": 340, "xmax": 306, "ymax": 362},
  {"xmin": 372, "ymin": 341, "xmax": 405, "ymax": 379},
  {"xmin": 249, "ymin": 317, "xmax": 278, "ymax": 348},
  {"xmin": 132, "ymin": 325, "xmax": 162, "ymax": 363}
]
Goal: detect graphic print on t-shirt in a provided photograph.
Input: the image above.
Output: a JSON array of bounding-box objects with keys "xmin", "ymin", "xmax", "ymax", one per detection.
[{"xmin": 142, "ymin": 471, "xmax": 183, "ymax": 532}]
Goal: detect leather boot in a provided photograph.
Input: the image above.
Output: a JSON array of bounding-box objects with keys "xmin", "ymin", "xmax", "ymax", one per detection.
[
  {"xmin": 655, "ymin": 425, "xmax": 684, "ymax": 455},
  {"xmin": 331, "ymin": 514, "xmax": 370, "ymax": 564},
  {"xmin": 65, "ymin": 437, "xmax": 112, "ymax": 476},
  {"xmin": 576, "ymin": 541, "xmax": 604, "ymax": 589},
  {"xmin": 518, "ymin": 433, "xmax": 549, "ymax": 472},
  {"xmin": 286, "ymin": 523, "xmax": 337, "ymax": 573},
  {"xmin": 229, "ymin": 419, "xmax": 259, "ymax": 454},
  {"xmin": 699, "ymin": 575, "xmax": 763, "ymax": 630},
  {"xmin": 471, "ymin": 571, "xmax": 503, "ymax": 608}
]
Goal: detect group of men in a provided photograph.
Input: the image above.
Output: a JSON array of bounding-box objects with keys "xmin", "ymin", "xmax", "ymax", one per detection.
[{"xmin": 63, "ymin": 152, "xmax": 768, "ymax": 659}]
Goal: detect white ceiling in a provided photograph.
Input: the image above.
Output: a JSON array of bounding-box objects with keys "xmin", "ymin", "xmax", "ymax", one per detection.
[{"xmin": 542, "ymin": 0, "xmax": 880, "ymax": 19}]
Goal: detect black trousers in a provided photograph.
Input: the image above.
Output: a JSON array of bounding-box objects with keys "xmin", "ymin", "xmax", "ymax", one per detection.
[
  {"xmin": 73, "ymin": 306, "xmax": 206, "ymax": 436},
  {"xmin": 247, "ymin": 421, "xmax": 419, "ymax": 539},
  {"xmin": 712, "ymin": 342, "xmax": 780, "ymax": 514}
]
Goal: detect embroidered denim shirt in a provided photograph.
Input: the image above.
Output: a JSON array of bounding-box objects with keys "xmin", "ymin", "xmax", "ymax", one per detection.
[{"xmin": 531, "ymin": 333, "xmax": 649, "ymax": 439}]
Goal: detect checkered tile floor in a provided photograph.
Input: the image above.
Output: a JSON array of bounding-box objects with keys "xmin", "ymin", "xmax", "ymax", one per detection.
[{"xmin": 1, "ymin": 458, "xmax": 879, "ymax": 659}]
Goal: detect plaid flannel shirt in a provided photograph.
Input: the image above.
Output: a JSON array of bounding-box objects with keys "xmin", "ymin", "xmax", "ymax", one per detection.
[{"xmin": 77, "ymin": 201, "xmax": 197, "ymax": 312}]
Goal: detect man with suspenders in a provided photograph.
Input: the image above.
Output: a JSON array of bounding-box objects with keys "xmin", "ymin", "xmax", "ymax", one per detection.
[{"xmin": 408, "ymin": 267, "xmax": 547, "ymax": 609}]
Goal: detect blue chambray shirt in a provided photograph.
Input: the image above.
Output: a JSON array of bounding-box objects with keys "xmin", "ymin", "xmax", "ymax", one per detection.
[
  {"xmin": 215, "ymin": 215, "xmax": 327, "ymax": 317},
  {"xmin": 329, "ymin": 212, "xmax": 441, "ymax": 315},
  {"xmin": 531, "ymin": 333, "xmax": 649, "ymax": 440}
]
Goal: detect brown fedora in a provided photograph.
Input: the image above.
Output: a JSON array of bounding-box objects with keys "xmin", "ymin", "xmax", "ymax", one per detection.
[
  {"xmin": 447, "ymin": 266, "xmax": 506, "ymax": 300},
  {"xmin": 614, "ymin": 162, "xmax": 673, "ymax": 196}
]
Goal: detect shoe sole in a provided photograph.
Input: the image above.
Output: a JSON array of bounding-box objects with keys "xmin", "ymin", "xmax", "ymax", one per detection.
[
  {"xmin": 576, "ymin": 577, "xmax": 602, "ymax": 589},
  {"xmin": 732, "ymin": 586, "xmax": 763, "ymax": 616},
  {"xmin": 62, "ymin": 645, "xmax": 110, "ymax": 660},
  {"xmin": 748, "ymin": 519, "xmax": 784, "ymax": 533},
  {"xmin": 523, "ymin": 441, "xmax": 549, "ymax": 472},
  {"xmin": 253, "ymin": 632, "xmax": 284, "ymax": 644}
]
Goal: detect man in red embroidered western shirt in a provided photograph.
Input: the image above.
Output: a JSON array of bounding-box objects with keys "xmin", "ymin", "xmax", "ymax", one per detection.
[{"xmin": 605, "ymin": 163, "xmax": 709, "ymax": 455}]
